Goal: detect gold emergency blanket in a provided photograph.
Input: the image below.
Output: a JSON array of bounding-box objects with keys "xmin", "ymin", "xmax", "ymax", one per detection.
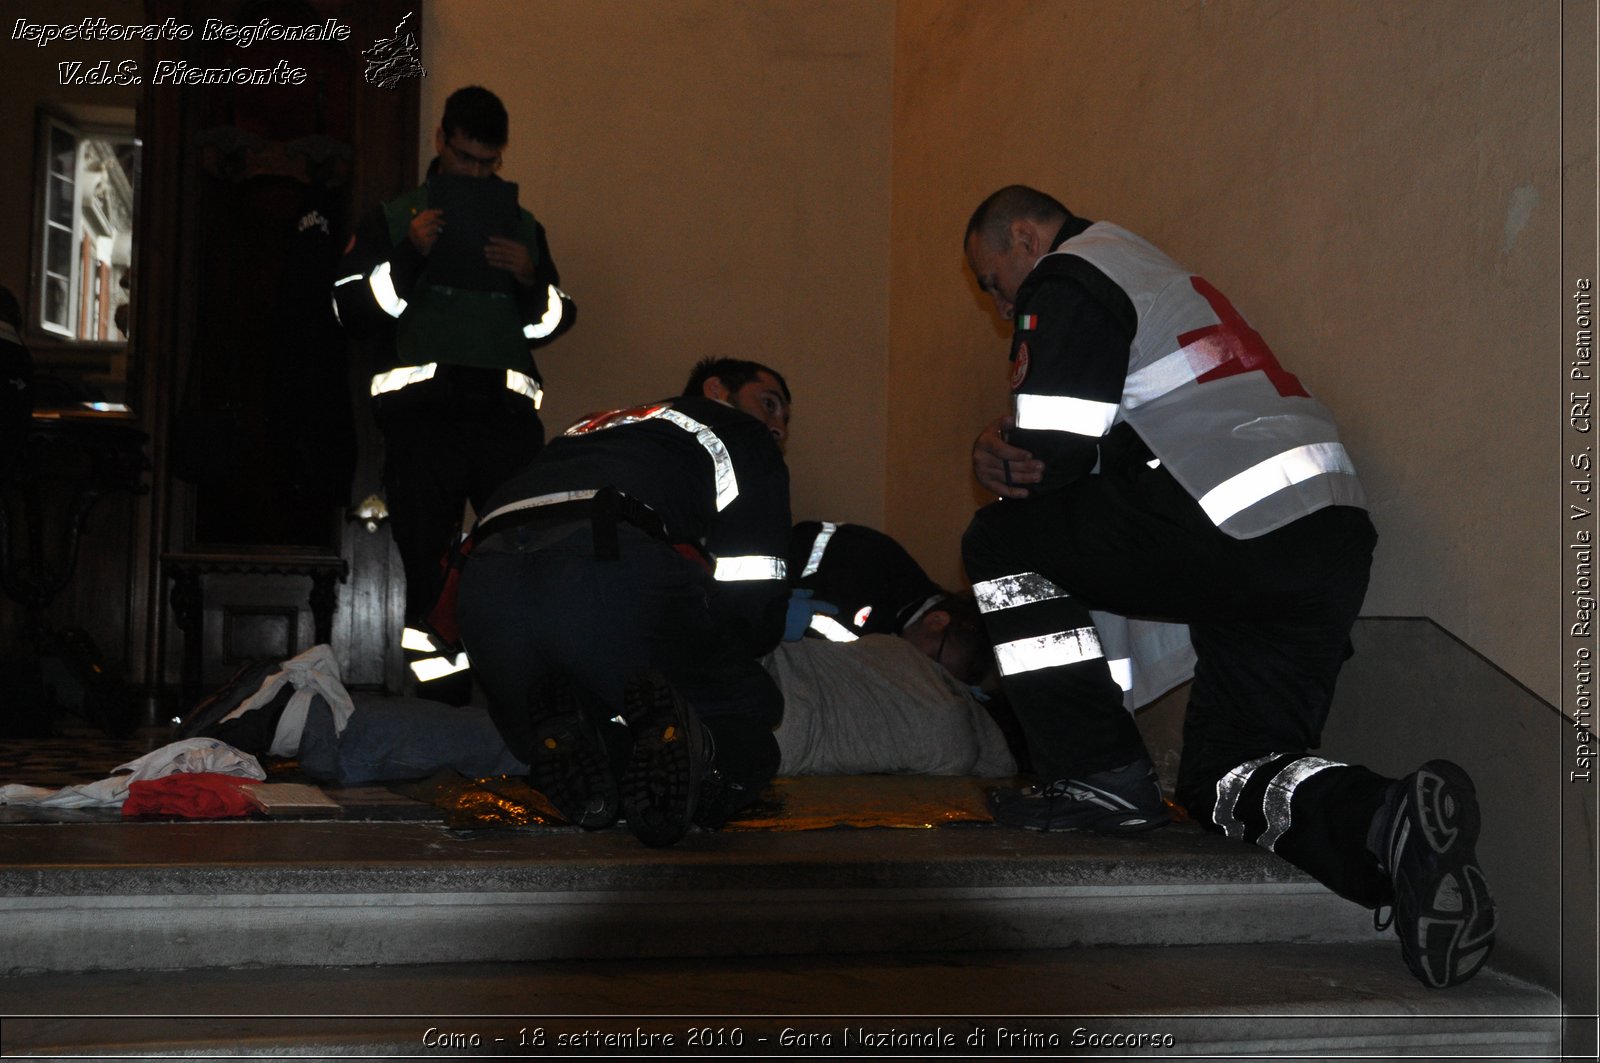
[{"xmin": 393, "ymin": 771, "xmax": 999, "ymax": 831}]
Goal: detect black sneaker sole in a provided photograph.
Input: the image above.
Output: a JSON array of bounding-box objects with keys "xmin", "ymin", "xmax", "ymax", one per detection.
[
  {"xmin": 526, "ymin": 672, "xmax": 618, "ymax": 830},
  {"xmin": 620, "ymin": 671, "xmax": 704, "ymax": 849},
  {"xmin": 1390, "ymin": 760, "xmax": 1496, "ymax": 988}
]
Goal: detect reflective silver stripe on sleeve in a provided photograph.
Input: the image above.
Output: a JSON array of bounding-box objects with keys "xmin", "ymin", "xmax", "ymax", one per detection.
[
  {"xmin": 659, "ymin": 409, "xmax": 739, "ymax": 511},
  {"xmin": 477, "ymin": 489, "xmax": 599, "ymax": 527},
  {"xmin": 1013, "ymin": 393, "xmax": 1119, "ymax": 437},
  {"xmin": 713, "ymin": 555, "xmax": 787, "ymax": 582},
  {"xmin": 523, "ymin": 284, "xmax": 566, "ymax": 340},
  {"xmin": 368, "ymin": 260, "xmax": 408, "ymax": 318},
  {"xmin": 333, "ymin": 273, "xmax": 363, "ymax": 288},
  {"xmin": 808, "ymin": 613, "xmax": 859, "ymax": 642},
  {"xmin": 1257, "ymin": 756, "xmax": 1341, "ymax": 852},
  {"xmin": 993, "ymin": 626, "xmax": 1103, "ymax": 677},
  {"xmin": 1197, "ymin": 442, "xmax": 1357, "ymax": 525},
  {"xmin": 370, "ymin": 362, "xmax": 438, "ymax": 397},
  {"xmin": 505, "ymin": 370, "xmax": 544, "ymax": 409},
  {"xmin": 973, "ymin": 572, "xmax": 1069, "ymax": 613},
  {"xmin": 800, "ymin": 521, "xmax": 839, "ymax": 578},
  {"xmin": 1212, "ymin": 754, "xmax": 1281, "ymax": 840}
]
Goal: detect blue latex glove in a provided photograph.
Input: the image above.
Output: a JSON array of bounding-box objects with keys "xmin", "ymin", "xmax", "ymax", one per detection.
[{"xmin": 783, "ymin": 589, "xmax": 839, "ymax": 641}]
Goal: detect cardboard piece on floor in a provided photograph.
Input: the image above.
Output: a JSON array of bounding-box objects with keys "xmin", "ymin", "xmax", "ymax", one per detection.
[{"xmin": 239, "ymin": 782, "xmax": 341, "ymax": 817}]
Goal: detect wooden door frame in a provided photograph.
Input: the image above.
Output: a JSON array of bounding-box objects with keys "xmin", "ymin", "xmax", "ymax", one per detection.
[{"xmin": 131, "ymin": 0, "xmax": 421, "ymax": 705}]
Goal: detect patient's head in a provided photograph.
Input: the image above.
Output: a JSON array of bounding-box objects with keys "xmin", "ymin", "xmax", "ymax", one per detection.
[{"xmin": 901, "ymin": 593, "xmax": 989, "ymax": 685}]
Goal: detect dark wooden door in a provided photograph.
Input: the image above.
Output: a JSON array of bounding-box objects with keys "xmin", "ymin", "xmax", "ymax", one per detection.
[{"xmin": 137, "ymin": 0, "xmax": 421, "ymax": 698}]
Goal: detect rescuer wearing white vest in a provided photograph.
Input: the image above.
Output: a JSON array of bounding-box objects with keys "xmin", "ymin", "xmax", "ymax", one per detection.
[
  {"xmin": 959, "ymin": 185, "xmax": 1495, "ymax": 988},
  {"xmin": 331, "ymin": 86, "xmax": 576, "ymax": 694}
]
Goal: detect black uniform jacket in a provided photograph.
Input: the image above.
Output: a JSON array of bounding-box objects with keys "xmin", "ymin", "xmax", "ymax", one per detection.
[
  {"xmin": 1007, "ymin": 212, "xmax": 1146, "ymax": 493},
  {"xmin": 480, "ymin": 395, "xmax": 792, "ymax": 659}
]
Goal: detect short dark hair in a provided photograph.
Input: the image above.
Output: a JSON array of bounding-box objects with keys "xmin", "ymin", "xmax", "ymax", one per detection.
[
  {"xmin": 441, "ymin": 86, "xmax": 509, "ymax": 147},
  {"xmin": 965, "ymin": 185, "xmax": 1069, "ymax": 250},
  {"xmin": 928, "ymin": 592, "xmax": 990, "ymax": 686},
  {"xmin": 681, "ymin": 357, "xmax": 792, "ymax": 403}
]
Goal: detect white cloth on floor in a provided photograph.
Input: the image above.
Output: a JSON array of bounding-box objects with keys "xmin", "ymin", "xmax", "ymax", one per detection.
[
  {"xmin": 0, "ymin": 737, "xmax": 266, "ymax": 808},
  {"xmin": 218, "ymin": 643, "xmax": 356, "ymax": 757}
]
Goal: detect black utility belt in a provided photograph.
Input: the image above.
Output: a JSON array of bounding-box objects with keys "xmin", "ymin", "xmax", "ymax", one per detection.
[{"xmin": 476, "ymin": 487, "xmax": 684, "ymax": 561}]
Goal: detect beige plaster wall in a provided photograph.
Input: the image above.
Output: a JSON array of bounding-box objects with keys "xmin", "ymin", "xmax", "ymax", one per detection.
[
  {"xmin": 888, "ymin": 0, "xmax": 1561, "ymax": 702},
  {"xmin": 421, "ymin": 0, "xmax": 895, "ymax": 529}
]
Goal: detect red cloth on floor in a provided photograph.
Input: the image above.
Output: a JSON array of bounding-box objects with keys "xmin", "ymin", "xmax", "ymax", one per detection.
[{"xmin": 122, "ymin": 772, "xmax": 258, "ymax": 819}]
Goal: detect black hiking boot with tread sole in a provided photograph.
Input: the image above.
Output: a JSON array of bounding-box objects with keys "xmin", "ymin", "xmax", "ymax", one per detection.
[
  {"xmin": 526, "ymin": 670, "xmax": 619, "ymax": 830},
  {"xmin": 620, "ymin": 670, "xmax": 711, "ymax": 848}
]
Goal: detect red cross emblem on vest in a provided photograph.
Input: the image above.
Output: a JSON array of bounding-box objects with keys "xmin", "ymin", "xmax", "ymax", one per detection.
[{"xmin": 1178, "ymin": 277, "xmax": 1309, "ymax": 398}]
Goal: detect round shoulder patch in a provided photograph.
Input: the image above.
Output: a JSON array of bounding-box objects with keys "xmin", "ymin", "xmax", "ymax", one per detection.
[{"xmin": 1010, "ymin": 341, "xmax": 1030, "ymax": 390}]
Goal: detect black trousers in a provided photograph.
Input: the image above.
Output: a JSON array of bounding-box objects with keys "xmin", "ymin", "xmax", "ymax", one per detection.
[
  {"xmin": 962, "ymin": 460, "xmax": 1393, "ymax": 906},
  {"xmin": 376, "ymin": 371, "xmax": 544, "ymax": 625},
  {"xmin": 456, "ymin": 522, "xmax": 782, "ymax": 800}
]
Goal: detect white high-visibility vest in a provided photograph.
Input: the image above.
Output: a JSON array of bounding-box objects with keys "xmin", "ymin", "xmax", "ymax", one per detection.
[{"xmin": 1040, "ymin": 222, "xmax": 1365, "ymax": 538}]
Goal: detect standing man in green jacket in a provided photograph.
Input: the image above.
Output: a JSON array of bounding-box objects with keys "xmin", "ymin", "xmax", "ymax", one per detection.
[{"xmin": 333, "ymin": 86, "xmax": 576, "ymax": 691}]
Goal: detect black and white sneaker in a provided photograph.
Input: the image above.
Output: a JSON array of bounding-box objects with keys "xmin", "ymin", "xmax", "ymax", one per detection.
[
  {"xmin": 620, "ymin": 670, "xmax": 714, "ymax": 848},
  {"xmin": 987, "ymin": 760, "xmax": 1169, "ymax": 833},
  {"xmin": 526, "ymin": 670, "xmax": 619, "ymax": 830},
  {"xmin": 1375, "ymin": 759, "xmax": 1496, "ymax": 988}
]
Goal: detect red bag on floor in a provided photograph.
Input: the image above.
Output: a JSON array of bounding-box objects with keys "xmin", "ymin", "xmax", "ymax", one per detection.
[{"xmin": 122, "ymin": 773, "xmax": 258, "ymax": 819}]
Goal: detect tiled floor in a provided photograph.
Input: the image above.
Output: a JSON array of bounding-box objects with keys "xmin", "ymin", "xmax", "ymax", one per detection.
[{"xmin": 0, "ymin": 720, "xmax": 178, "ymax": 788}]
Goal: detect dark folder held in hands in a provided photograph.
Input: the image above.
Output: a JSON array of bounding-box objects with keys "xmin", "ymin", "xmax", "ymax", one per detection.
[{"xmin": 426, "ymin": 173, "xmax": 520, "ymax": 292}]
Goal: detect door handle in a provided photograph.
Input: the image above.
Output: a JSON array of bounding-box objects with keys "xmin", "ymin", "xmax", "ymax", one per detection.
[{"xmin": 348, "ymin": 493, "xmax": 389, "ymax": 533}]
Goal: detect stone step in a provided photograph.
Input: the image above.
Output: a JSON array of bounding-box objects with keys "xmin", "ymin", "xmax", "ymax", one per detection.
[
  {"xmin": 7, "ymin": 818, "xmax": 1387, "ymax": 973},
  {"xmin": 0, "ymin": 944, "xmax": 1562, "ymax": 1058}
]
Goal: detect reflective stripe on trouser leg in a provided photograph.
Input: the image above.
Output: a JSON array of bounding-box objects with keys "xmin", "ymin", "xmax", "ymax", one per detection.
[
  {"xmin": 1258, "ymin": 756, "xmax": 1341, "ymax": 850},
  {"xmin": 976, "ymin": 572, "xmax": 1105, "ymax": 678},
  {"xmin": 993, "ymin": 626, "xmax": 1103, "ymax": 677},
  {"xmin": 1213, "ymin": 753, "xmax": 1343, "ymax": 852},
  {"xmin": 961, "ymin": 504, "xmax": 1149, "ymax": 779},
  {"xmin": 973, "ymin": 572, "xmax": 1069, "ymax": 612},
  {"xmin": 967, "ymin": 568, "xmax": 1138, "ymax": 779},
  {"xmin": 1213, "ymin": 754, "xmax": 1280, "ymax": 841},
  {"xmin": 410, "ymin": 652, "xmax": 471, "ymax": 682},
  {"xmin": 1204, "ymin": 751, "xmax": 1395, "ymax": 908}
]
